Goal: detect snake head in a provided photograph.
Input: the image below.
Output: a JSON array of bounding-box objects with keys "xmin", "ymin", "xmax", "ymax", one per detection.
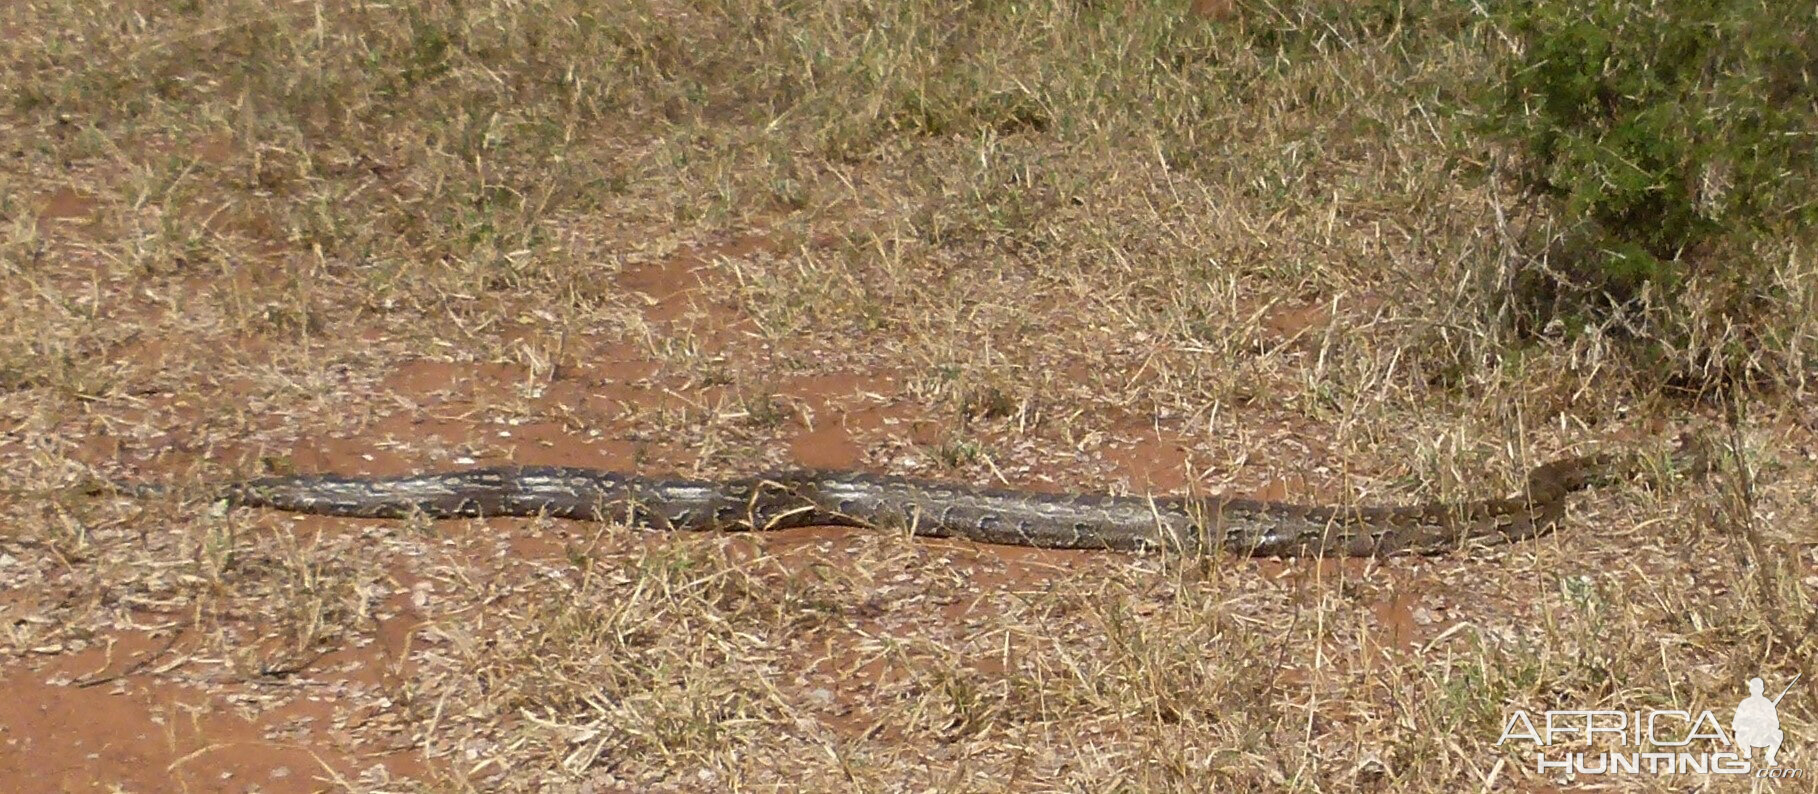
[{"xmin": 1668, "ymin": 431, "xmax": 1720, "ymax": 480}]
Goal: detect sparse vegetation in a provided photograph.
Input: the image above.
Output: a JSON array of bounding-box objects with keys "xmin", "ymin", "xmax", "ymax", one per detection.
[{"xmin": 0, "ymin": 0, "xmax": 1811, "ymax": 790}]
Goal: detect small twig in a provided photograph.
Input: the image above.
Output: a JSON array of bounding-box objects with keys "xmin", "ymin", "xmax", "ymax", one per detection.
[{"xmin": 74, "ymin": 625, "xmax": 190, "ymax": 689}]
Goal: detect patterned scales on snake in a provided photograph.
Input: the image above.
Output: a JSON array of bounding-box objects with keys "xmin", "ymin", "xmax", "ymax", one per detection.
[{"xmin": 174, "ymin": 440, "xmax": 1705, "ymax": 557}]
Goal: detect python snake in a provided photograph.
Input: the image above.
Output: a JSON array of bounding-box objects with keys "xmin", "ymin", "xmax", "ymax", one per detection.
[{"xmin": 131, "ymin": 439, "xmax": 1705, "ymax": 557}]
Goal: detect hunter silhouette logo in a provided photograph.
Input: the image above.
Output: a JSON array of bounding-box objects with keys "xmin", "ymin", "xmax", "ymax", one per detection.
[
  {"xmin": 1734, "ymin": 674, "xmax": 1798, "ymax": 767},
  {"xmin": 1498, "ymin": 673, "xmax": 1803, "ymax": 778}
]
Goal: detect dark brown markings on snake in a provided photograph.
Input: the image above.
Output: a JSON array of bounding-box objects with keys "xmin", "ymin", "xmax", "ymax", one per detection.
[{"xmin": 119, "ymin": 443, "xmax": 1709, "ymax": 557}]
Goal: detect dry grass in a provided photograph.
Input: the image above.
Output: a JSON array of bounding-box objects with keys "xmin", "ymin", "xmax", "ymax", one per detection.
[{"xmin": 2, "ymin": 0, "xmax": 1815, "ymax": 790}]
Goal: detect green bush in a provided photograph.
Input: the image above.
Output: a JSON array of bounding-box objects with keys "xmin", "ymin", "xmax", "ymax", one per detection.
[{"xmin": 1483, "ymin": 0, "xmax": 1817, "ymax": 385}]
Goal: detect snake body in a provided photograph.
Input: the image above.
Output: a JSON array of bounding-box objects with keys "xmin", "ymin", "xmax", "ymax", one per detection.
[{"xmin": 189, "ymin": 445, "xmax": 1696, "ymax": 556}]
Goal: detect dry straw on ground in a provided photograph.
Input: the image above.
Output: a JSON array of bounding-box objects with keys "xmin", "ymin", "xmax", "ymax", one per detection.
[{"xmin": 1, "ymin": 0, "xmax": 1813, "ymax": 790}]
